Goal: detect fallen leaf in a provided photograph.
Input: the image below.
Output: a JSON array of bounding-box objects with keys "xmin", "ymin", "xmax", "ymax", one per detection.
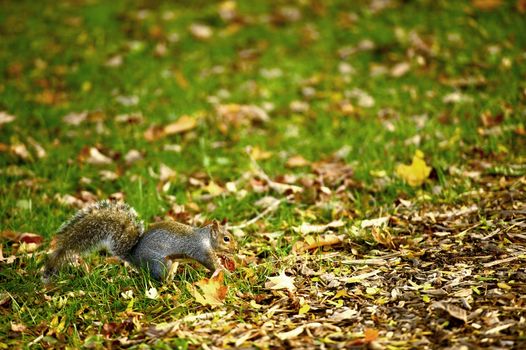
[
  {"xmin": 431, "ymin": 301, "xmax": 468, "ymax": 322},
  {"xmin": 0, "ymin": 111, "xmax": 16, "ymax": 125},
  {"xmin": 99, "ymin": 170, "xmax": 119, "ymax": 181},
  {"xmin": 85, "ymin": 148, "xmax": 113, "ymax": 165},
  {"xmin": 265, "ymin": 270, "xmax": 296, "ymax": 292},
  {"xmin": 472, "ymin": 0, "xmax": 502, "ymax": 10},
  {"xmin": 10, "ymin": 322, "xmax": 27, "ymax": 332},
  {"xmin": 18, "ymin": 233, "xmax": 43, "ymax": 245},
  {"xmin": 276, "ymin": 326, "xmax": 304, "ymax": 340},
  {"xmin": 189, "ymin": 23, "xmax": 213, "ymax": 40},
  {"xmin": 364, "ymin": 328, "xmax": 379, "ymax": 342},
  {"xmin": 164, "ymin": 115, "xmax": 197, "ymax": 135},
  {"xmin": 145, "ymin": 287, "xmax": 159, "ymax": 300},
  {"xmin": 286, "ymin": 155, "xmax": 310, "ymax": 168},
  {"xmin": 159, "ymin": 163, "xmax": 177, "ymax": 182},
  {"xmin": 330, "ymin": 308, "xmax": 359, "ymax": 321},
  {"xmin": 63, "ymin": 111, "xmax": 88, "ymax": 126},
  {"xmin": 390, "ymin": 62, "xmax": 410, "ymax": 77},
  {"xmin": 395, "ymin": 150, "xmax": 432, "ymax": 186},
  {"xmin": 361, "ymin": 216, "xmax": 390, "ymax": 228},
  {"xmin": 203, "ymin": 181, "xmax": 225, "ymax": 196},
  {"xmin": 293, "ymin": 233, "xmax": 345, "ymax": 253},
  {"xmin": 124, "ymin": 149, "xmax": 143, "ymax": 164},
  {"xmin": 216, "ymin": 104, "xmax": 270, "ymax": 133},
  {"xmin": 249, "ymin": 146, "xmax": 272, "ymax": 161},
  {"xmin": 294, "ymin": 220, "xmax": 345, "ymax": 234},
  {"xmin": 188, "ymin": 270, "xmax": 228, "ymax": 307},
  {"xmin": 11, "ymin": 143, "xmax": 31, "ymax": 160}
]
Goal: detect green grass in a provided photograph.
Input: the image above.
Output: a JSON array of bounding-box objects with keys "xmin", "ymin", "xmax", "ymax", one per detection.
[{"xmin": 1, "ymin": 0, "xmax": 525, "ymax": 348}]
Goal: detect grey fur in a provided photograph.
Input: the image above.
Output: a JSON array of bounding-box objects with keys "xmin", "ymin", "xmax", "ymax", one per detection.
[
  {"xmin": 43, "ymin": 200, "xmax": 144, "ymax": 278},
  {"xmin": 43, "ymin": 201, "xmax": 236, "ymax": 281}
]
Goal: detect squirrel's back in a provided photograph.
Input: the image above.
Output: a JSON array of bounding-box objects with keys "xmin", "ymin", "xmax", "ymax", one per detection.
[{"xmin": 44, "ymin": 200, "xmax": 144, "ymax": 278}]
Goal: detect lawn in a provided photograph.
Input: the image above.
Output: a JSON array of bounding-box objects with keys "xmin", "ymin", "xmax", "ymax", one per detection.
[{"xmin": 1, "ymin": 0, "xmax": 526, "ymax": 348}]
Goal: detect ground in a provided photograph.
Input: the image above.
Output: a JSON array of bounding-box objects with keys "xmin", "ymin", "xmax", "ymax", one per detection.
[{"xmin": 1, "ymin": 0, "xmax": 526, "ymax": 349}]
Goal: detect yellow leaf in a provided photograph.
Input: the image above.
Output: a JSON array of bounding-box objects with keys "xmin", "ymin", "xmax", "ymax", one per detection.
[
  {"xmin": 497, "ymin": 282, "xmax": 511, "ymax": 290},
  {"xmin": 164, "ymin": 115, "xmax": 197, "ymax": 135},
  {"xmin": 249, "ymin": 146, "xmax": 272, "ymax": 160},
  {"xmin": 204, "ymin": 181, "xmax": 225, "ymax": 196},
  {"xmin": 188, "ymin": 270, "xmax": 228, "ymax": 307},
  {"xmin": 395, "ymin": 150, "xmax": 432, "ymax": 186},
  {"xmin": 298, "ymin": 303, "xmax": 310, "ymax": 315},
  {"xmin": 286, "ymin": 155, "xmax": 310, "ymax": 168}
]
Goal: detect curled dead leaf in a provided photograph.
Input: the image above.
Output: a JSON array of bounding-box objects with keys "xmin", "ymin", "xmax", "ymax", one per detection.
[{"xmin": 293, "ymin": 233, "xmax": 345, "ymax": 253}]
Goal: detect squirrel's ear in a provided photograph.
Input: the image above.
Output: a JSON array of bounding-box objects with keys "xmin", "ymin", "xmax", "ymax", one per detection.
[{"xmin": 210, "ymin": 220, "xmax": 220, "ymax": 238}]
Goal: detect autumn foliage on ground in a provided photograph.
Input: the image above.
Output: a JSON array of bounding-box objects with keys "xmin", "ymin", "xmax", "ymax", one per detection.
[{"xmin": 1, "ymin": 0, "xmax": 526, "ymax": 348}]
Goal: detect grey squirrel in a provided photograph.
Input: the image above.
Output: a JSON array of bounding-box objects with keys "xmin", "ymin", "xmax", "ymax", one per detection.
[{"xmin": 43, "ymin": 200, "xmax": 237, "ymax": 281}]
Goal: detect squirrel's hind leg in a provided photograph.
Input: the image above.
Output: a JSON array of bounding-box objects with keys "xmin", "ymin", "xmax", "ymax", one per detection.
[
  {"xmin": 144, "ymin": 258, "xmax": 168, "ymax": 281},
  {"xmin": 42, "ymin": 248, "xmax": 68, "ymax": 281}
]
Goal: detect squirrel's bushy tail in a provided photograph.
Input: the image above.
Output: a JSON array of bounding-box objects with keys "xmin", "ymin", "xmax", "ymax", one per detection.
[{"xmin": 43, "ymin": 200, "xmax": 144, "ymax": 279}]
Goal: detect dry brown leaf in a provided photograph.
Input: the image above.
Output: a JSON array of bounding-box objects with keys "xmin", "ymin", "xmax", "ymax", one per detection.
[
  {"xmin": 10, "ymin": 322, "xmax": 27, "ymax": 332},
  {"xmin": 86, "ymin": 147, "xmax": 113, "ymax": 165},
  {"xmin": 215, "ymin": 104, "xmax": 269, "ymax": 134},
  {"xmin": 0, "ymin": 111, "xmax": 16, "ymax": 125},
  {"xmin": 364, "ymin": 328, "xmax": 379, "ymax": 342},
  {"xmin": 63, "ymin": 111, "xmax": 88, "ymax": 126},
  {"xmin": 472, "ymin": 0, "xmax": 502, "ymax": 10},
  {"xmin": 390, "ymin": 62, "xmax": 410, "ymax": 77},
  {"xmin": 55, "ymin": 193, "xmax": 84, "ymax": 208},
  {"xmin": 124, "ymin": 149, "xmax": 143, "ymax": 164},
  {"xmin": 159, "ymin": 163, "xmax": 177, "ymax": 182},
  {"xmin": 276, "ymin": 326, "xmax": 304, "ymax": 340},
  {"xmin": 431, "ymin": 301, "xmax": 468, "ymax": 322},
  {"xmin": 99, "ymin": 170, "xmax": 119, "ymax": 181},
  {"xmin": 249, "ymin": 146, "xmax": 272, "ymax": 161},
  {"xmin": 143, "ymin": 125, "xmax": 164, "ymax": 141},
  {"xmin": 286, "ymin": 155, "xmax": 310, "ymax": 168},
  {"xmin": 294, "ymin": 220, "xmax": 345, "ymax": 234},
  {"xmin": 189, "ymin": 23, "xmax": 213, "ymax": 40},
  {"xmin": 11, "ymin": 143, "xmax": 31, "ymax": 160},
  {"xmin": 203, "ymin": 181, "xmax": 225, "ymax": 196},
  {"xmin": 18, "ymin": 233, "xmax": 43, "ymax": 246},
  {"xmin": 293, "ymin": 233, "xmax": 345, "ymax": 253},
  {"xmin": 265, "ymin": 270, "xmax": 296, "ymax": 292},
  {"xmin": 371, "ymin": 227, "xmax": 395, "ymax": 249},
  {"xmin": 164, "ymin": 115, "xmax": 197, "ymax": 135},
  {"xmin": 187, "ymin": 270, "xmax": 228, "ymax": 307}
]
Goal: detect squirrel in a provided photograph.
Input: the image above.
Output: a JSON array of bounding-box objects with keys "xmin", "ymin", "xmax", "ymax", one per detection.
[{"xmin": 43, "ymin": 200, "xmax": 237, "ymax": 281}]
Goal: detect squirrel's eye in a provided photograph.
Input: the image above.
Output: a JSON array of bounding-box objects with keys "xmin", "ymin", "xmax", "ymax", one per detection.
[{"xmin": 223, "ymin": 236, "xmax": 230, "ymax": 243}]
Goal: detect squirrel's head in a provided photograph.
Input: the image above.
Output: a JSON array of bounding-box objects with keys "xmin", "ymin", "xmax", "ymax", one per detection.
[{"xmin": 209, "ymin": 220, "xmax": 237, "ymax": 253}]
